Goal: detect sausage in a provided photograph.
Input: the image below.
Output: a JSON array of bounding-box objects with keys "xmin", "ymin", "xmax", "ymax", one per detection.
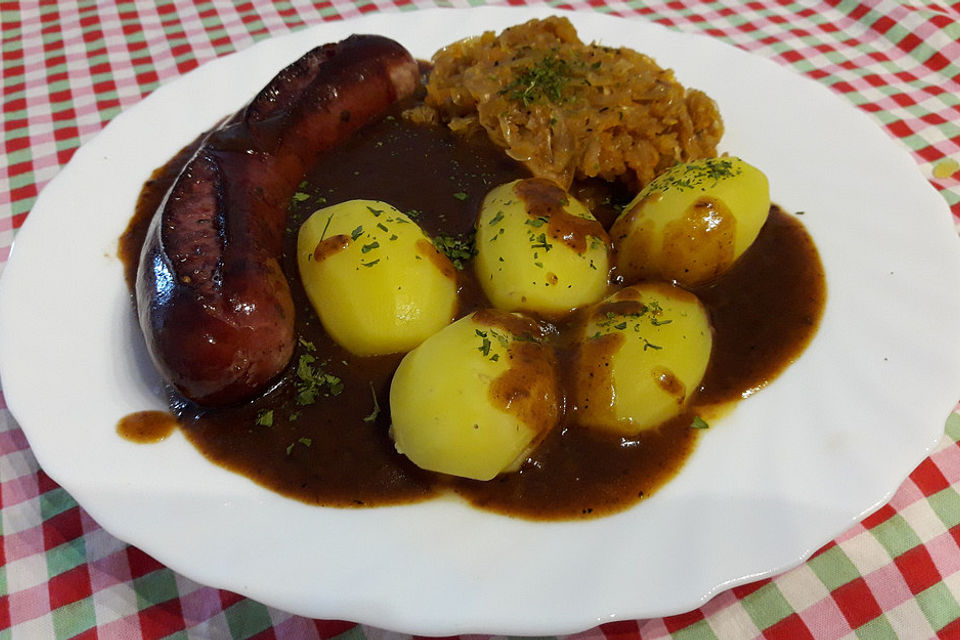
[{"xmin": 136, "ymin": 35, "xmax": 420, "ymax": 406}]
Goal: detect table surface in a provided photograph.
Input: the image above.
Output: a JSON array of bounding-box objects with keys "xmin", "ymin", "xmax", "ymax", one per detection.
[{"xmin": 2, "ymin": 0, "xmax": 960, "ymax": 638}]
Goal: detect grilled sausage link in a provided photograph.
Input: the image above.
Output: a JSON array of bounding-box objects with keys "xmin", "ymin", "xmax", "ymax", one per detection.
[{"xmin": 136, "ymin": 35, "xmax": 420, "ymax": 406}]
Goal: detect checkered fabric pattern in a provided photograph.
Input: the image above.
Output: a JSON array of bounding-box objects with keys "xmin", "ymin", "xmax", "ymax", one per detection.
[{"xmin": 2, "ymin": 0, "xmax": 960, "ymax": 638}]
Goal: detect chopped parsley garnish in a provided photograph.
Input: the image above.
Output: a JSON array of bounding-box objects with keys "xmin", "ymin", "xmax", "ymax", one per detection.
[
  {"xmin": 362, "ymin": 382, "xmax": 381, "ymax": 423},
  {"xmin": 284, "ymin": 439, "xmax": 312, "ymax": 456},
  {"xmin": 295, "ymin": 353, "xmax": 343, "ymax": 406},
  {"xmin": 525, "ymin": 216, "xmax": 548, "ymax": 228},
  {"xmin": 642, "ymin": 338, "xmax": 662, "ymax": 351},
  {"xmin": 691, "ymin": 416, "xmax": 710, "ymax": 430},
  {"xmin": 475, "ymin": 327, "xmax": 518, "ymax": 362},
  {"xmin": 648, "ymin": 158, "xmax": 742, "ymax": 194},
  {"xmin": 499, "ymin": 54, "xmax": 577, "ymax": 106},
  {"xmin": 530, "ymin": 232, "xmax": 553, "ymax": 251},
  {"xmin": 433, "ymin": 232, "xmax": 476, "ymax": 270},
  {"xmin": 476, "ymin": 329, "xmax": 493, "ymax": 358},
  {"xmin": 318, "ymin": 215, "xmax": 332, "ymax": 243},
  {"xmin": 350, "ymin": 225, "xmax": 364, "ymax": 241},
  {"xmin": 256, "ymin": 409, "xmax": 274, "ymax": 427},
  {"xmin": 589, "ymin": 300, "xmax": 669, "ymax": 350}
]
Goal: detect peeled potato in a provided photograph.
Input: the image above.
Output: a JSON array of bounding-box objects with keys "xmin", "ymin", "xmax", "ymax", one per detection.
[
  {"xmin": 611, "ymin": 157, "xmax": 770, "ymax": 286},
  {"xmin": 390, "ymin": 310, "xmax": 559, "ymax": 481},
  {"xmin": 475, "ymin": 178, "xmax": 610, "ymax": 316},
  {"xmin": 297, "ymin": 200, "xmax": 457, "ymax": 356},
  {"xmin": 573, "ymin": 283, "xmax": 712, "ymax": 435}
]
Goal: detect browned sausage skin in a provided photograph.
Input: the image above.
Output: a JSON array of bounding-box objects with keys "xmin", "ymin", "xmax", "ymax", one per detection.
[{"xmin": 136, "ymin": 35, "xmax": 420, "ymax": 406}]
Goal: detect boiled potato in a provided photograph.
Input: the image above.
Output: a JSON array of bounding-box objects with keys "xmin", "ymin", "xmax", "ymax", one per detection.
[
  {"xmin": 611, "ymin": 157, "xmax": 770, "ymax": 286},
  {"xmin": 573, "ymin": 283, "xmax": 712, "ymax": 435},
  {"xmin": 390, "ymin": 310, "xmax": 559, "ymax": 481},
  {"xmin": 475, "ymin": 178, "xmax": 610, "ymax": 316},
  {"xmin": 297, "ymin": 200, "xmax": 457, "ymax": 356}
]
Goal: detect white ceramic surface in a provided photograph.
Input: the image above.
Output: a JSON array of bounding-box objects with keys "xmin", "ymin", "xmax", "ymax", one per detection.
[{"xmin": 2, "ymin": 6, "xmax": 960, "ymax": 636}]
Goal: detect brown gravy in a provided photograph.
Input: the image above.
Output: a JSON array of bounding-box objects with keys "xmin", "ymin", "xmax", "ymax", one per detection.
[
  {"xmin": 119, "ymin": 102, "xmax": 826, "ymax": 520},
  {"xmin": 116, "ymin": 410, "xmax": 178, "ymax": 443}
]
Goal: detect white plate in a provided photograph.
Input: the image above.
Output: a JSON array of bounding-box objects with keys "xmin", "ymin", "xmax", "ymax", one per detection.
[{"xmin": 2, "ymin": 6, "xmax": 960, "ymax": 636}]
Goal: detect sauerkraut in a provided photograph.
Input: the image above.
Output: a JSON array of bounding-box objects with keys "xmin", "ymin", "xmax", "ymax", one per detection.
[{"xmin": 424, "ymin": 16, "xmax": 724, "ymax": 190}]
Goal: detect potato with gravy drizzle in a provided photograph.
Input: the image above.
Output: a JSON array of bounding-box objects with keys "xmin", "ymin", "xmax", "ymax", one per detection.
[
  {"xmin": 297, "ymin": 200, "xmax": 458, "ymax": 356},
  {"xmin": 390, "ymin": 310, "xmax": 559, "ymax": 481},
  {"xmin": 611, "ymin": 157, "xmax": 770, "ymax": 287},
  {"xmin": 574, "ymin": 283, "xmax": 712, "ymax": 435},
  {"xmin": 475, "ymin": 178, "xmax": 610, "ymax": 316}
]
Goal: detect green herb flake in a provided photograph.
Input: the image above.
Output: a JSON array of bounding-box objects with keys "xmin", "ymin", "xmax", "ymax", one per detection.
[
  {"xmin": 350, "ymin": 225, "xmax": 364, "ymax": 241},
  {"xmin": 499, "ymin": 54, "xmax": 576, "ymax": 106},
  {"xmin": 433, "ymin": 233, "xmax": 476, "ymax": 270},
  {"xmin": 361, "ymin": 241, "xmax": 380, "ymax": 253},
  {"xmin": 525, "ymin": 216, "xmax": 548, "ymax": 228},
  {"xmin": 256, "ymin": 409, "xmax": 274, "ymax": 427},
  {"xmin": 318, "ymin": 215, "xmax": 333, "ymax": 243},
  {"xmin": 476, "ymin": 329, "xmax": 492, "ymax": 357},
  {"xmin": 691, "ymin": 416, "xmax": 710, "ymax": 430},
  {"xmin": 295, "ymin": 353, "xmax": 343, "ymax": 406},
  {"xmin": 650, "ymin": 158, "xmax": 742, "ymax": 194},
  {"xmin": 363, "ymin": 382, "xmax": 381, "ymax": 423},
  {"xmin": 453, "ymin": 192, "xmax": 468, "ymax": 201},
  {"xmin": 531, "ymin": 232, "xmax": 553, "ymax": 251}
]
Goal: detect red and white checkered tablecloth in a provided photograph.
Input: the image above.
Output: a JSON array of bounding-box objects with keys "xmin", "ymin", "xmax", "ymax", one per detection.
[{"xmin": 2, "ymin": 1, "xmax": 960, "ymax": 638}]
